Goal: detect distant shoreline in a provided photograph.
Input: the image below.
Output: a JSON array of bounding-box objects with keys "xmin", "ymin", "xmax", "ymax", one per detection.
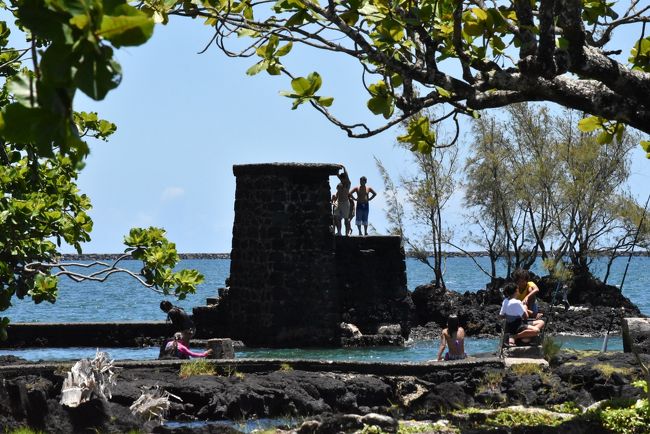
[{"xmin": 60, "ymin": 251, "xmax": 650, "ymax": 261}]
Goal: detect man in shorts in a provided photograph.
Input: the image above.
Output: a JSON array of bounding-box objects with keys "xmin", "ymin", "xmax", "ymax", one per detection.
[{"xmin": 350, "ymin": 176, "xmax": 377, "ymax": 236}]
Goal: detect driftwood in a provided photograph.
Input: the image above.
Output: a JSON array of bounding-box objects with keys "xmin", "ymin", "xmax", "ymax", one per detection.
[
  {"xmin": 60, "ymin": 350, "xmax": 118, "ymax": 407},
  {"xmin": 129, "ymin": 385, "xmax": 181, "ymax": 422}
]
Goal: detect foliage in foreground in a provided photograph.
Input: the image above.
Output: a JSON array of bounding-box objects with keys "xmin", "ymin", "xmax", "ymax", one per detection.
[
  {"xmin": 0, "ymin": 2, "xmax": 203, "ymax": 340},
  {"xmin": 590, "ymin": 380, "xmax": 650, "ymax": 434},
  {"xmin": 139, "ymin": 0, "xmax": 650, "ymax": 152}
]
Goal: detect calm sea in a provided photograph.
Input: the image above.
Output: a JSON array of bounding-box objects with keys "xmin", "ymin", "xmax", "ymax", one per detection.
[
  {"xmin": 6, "ymin": 256, "xmax": 650, "ymax": 323},
  {"xmin": 0, "ymin": 256, "xmax": 644, "ymax": 361}
]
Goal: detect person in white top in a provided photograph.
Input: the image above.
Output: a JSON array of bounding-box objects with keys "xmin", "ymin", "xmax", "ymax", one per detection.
[{"xmin": 499, "ymin": 283, "xmax": 545, "ymax": 346}]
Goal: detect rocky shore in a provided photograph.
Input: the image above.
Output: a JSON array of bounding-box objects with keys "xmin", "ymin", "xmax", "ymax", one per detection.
[
  {"xmin": 409, "ymin": 273, "xmax": 644, "ymax": 340},
  {"xmin": 1, "ymin": 351, "xmax": 649, "ymax": 433}
]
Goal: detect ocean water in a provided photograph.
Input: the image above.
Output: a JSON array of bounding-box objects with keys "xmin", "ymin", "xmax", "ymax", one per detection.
[
  {"xmin": 0, "ymin": 256, "xmax": 643, "ymax": 361},
  {"xmin": 5, "ymin": 255, "xmax": 650, "ymax": 323}
]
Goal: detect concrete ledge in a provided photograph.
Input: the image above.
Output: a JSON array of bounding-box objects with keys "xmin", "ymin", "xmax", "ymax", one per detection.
[
  {"xmin": 0, "ymin": 356, "xmax": 504, "ymax": 377},
  {"xmin": 233, "ymin": 163, "xmax": 340, "ymax": 178},
  {"xmin": 504, "ymin": 358, "xmax": 549, "ymax": 368},
  {"xmin": 2, "ymin": 321, "xmax": 173, "ymax": 348}
]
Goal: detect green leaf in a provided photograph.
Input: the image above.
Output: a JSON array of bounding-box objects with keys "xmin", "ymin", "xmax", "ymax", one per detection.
[
  {"xmin": 285, "ymin": 10, "xmax": 307, "ymax": 27},
  {"xmin": 73, "ymin": 43, "xmax": 122, "ymax": 100},
  {"xmin": 99, "ymin": 11, "xmax": 155, "ymax": 48},
  {"xmin": 472, "ymin": 7, "xmax": 488, "ymax": 21},
  {"xmin": 69, "ymin": 14, "xmax": 90, "ymax": 30},
  {"xmin": 377, "ymin": 18, "xmax": 404, "ymax": 42},
  {"xmin": 39, "ymin": 42, "xmax": 74, "ymax": 87},
  {"xmin": 291, "ymin": 77, "xmax": 311, "ymax": 95},
  {"xmin": 597, "ymin": 130, "xmax": 613, "ymax": 145},
  {"xmin": 340, "ymin": 10, "xmax": 359, "ymax": 26},
  {"xmin": 639, "ymin": 141, "xmax": 650, "ymax": 152},
  {"xmin": 436, "ymin": 86, "xmax": 451, "ymax": 98},
  {"xmin": 316, "ymin": 96, "xmax": 333, "ymax": 107},
  {"xmin": 7, "ymin": 70, "xmax": 37, "ymax": 107},
  {"xmin": 246, "ymin": 60, "xmax": 268, "ymax": 76},
  {"xmin": 276, "ymin": 42, "xmax": 293, "ymax": 57},
  {"xmin": 367, "ymin": 95, "xmax": 393, "ymax": 118},
  {"xmin": 390, "ymin": 73, "xmax": 403, "ymax": 88},
  {"xmin": 577, "ymin": 116, "xmax": 602, "ymax": 132}
]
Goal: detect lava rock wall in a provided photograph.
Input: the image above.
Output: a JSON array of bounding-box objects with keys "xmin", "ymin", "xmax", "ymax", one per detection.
[{"xmin": 193, "ymin": 163, "xmax": 413, "ymax": 347}]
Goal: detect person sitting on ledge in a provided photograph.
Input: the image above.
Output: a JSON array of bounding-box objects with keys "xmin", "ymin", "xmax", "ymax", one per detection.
[
  {"xmin": 436, "ymin": 314, "xmax": 467, "ymax": 361},
  {"xmin": 512, "ymin": 268, "xmax": 542, "ymax": 319},
  {"xmin": 160, "ymin": 333, "xmax": 213, "ymax": 359},
  {"xmin": 500, "ymin": 283, "xmax": 545, "ymax": 346},
  {"xmin": 160, "ymin": 300, "xmax": 195, "ymax": 346}
]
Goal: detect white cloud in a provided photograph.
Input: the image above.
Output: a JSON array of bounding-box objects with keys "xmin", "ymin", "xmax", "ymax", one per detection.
[{"xmin": 161, "ymin": 187, "xmax": 185, "ymax": 201}]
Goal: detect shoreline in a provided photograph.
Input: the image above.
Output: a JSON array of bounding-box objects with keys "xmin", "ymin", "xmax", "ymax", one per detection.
[{"xmin": 60, "ymin": 251, "xmax": 650, "ymax": 261}]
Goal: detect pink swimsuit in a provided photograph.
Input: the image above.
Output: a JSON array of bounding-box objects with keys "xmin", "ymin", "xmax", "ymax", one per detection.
[{"xmin": 166, "ymin": 340, "xmax": 210, "ymax": 358}]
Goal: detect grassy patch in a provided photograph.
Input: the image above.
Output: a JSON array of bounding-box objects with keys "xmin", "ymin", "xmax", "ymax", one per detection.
[
  {"xmin": 593, "ymin": 363, "xmax": 635, "ymax": 380},
  {"xmin": 398, "ymin": 420, "xmax": 458, "ymax": 433},
  {"xmin": 484, "ymin": 409, "xmax": 566, "ymax": 428},
  {"xmin": 179, "ymin": 359, "xmax": 216, "ymax": 378},
  {"xmin": 550, "ymin": 401, "xmax": 582, "ymax": 415},
  {"xmin": 279, "ymin": 362, "xmax": 293, "ymax": 371},
  {"xmin": 8, "ymin": 429, "xmax": 44, "ymax": 434},
  {"xmin": 509, "ymin": 363, "xmax": 544, "ymax": 376},
  {"xmin": 476, "ymin": 370, "xmax": 504, "ymax": 393},
  {"xmin": 561, "ymin": 349, "xmax": 600, "ymax": 358}
]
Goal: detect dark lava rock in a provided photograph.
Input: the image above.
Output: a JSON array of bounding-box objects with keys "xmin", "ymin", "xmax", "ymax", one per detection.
[
  {"xmin": 0, "ymin": 355, "xmax": 28, "ymax": 365},
  {"xmin": 112, "ymin": 367, "xmax": 396, "ymax": 421},
  {"xmin": 152, "ymin": 423, "xmax": 242, "ymax": 434},
  {"xmin": 410, "ymin": 274, "xmax": 644, "ymax": 338},
  {"xmin": 411, "ymin": 284, "xmax": 502, "ymax": 336},
  {"xmin": 297, "ymin": 412, "xmax": 398, "ymax": 434}
]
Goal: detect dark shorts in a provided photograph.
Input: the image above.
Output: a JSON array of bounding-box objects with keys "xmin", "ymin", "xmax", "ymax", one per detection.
[
  {"xmin": 505, "ymin": 317, "xmax": 527, "ymax": 335},
  {"xmin": 356, "ymin": 202, "xmax": 369, "ymax": 225}
]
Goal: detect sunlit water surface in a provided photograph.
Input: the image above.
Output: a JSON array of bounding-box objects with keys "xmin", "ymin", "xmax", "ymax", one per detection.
[
  {"xmin": 0, "ymin": 335, "xmax": 622, "ymax": 362},
  {"xmin": 0, "ymin": 257, "xmax": 639, "ymax": 363}
]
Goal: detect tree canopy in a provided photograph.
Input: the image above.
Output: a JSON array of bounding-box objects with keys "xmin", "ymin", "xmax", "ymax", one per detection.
[
  {"xmin": 146, "ymin": 0, "xmax": 650, "ymax": 152},
  {"xmin": 465, "ymin": 104, "xmax": 648, "ymax": 282}
]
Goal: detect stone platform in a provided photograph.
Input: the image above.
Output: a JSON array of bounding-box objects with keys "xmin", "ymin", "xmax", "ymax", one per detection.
[
  {"xmin": 0, "ymin": 356, "xmax": 503, "ymax": 377},
  {"xmin": 1, "ymin": 321, "xmax": 174, "ymax": 348}
]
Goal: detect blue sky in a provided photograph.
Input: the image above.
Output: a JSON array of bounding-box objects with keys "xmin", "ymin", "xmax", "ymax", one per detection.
[
  {"xmin": 72, "ymin": 16, "xmax": 426, "ymax": 253},
  {"xmin": 4, "ymin": 12, "xmax": 649, "ymax": 254},
  {"xmin": 74, "ymin": 15, "xmax": 650, "ymax": 253}
]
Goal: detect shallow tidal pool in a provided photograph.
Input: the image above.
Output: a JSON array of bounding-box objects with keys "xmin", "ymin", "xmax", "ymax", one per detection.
[{"xmin": 0, "ymin": 335, "xmax": 622, "ymax": 362}]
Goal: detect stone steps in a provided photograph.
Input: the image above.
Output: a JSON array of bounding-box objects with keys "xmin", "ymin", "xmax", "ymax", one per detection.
[{"xmin": 502, "ymin": 344, "xmax": 549, "ymax": 367}]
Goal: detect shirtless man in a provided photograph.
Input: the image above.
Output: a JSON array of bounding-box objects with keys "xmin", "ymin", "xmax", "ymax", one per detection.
[
  {"xmin": 332, "ymin": 168, "xmax": 351, "ymax": 236},
  {"xmin": 350, "ymin": 176, "xmax": 377, "ymax": 236}
]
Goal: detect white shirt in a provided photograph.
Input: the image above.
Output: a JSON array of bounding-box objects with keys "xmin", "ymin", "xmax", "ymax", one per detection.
[{"xmin": 500, "ymin": 298, "xmax": 526, "ymax": 318}]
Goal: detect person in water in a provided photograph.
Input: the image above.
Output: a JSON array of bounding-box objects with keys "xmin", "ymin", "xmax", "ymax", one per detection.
[
  {"xmin": 160, "ymin": 332, "xmax": 213, "ymax": 359},
  {"xmin": 436, "ymin": 315, "xmax": 467, "ymax": 361}
]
